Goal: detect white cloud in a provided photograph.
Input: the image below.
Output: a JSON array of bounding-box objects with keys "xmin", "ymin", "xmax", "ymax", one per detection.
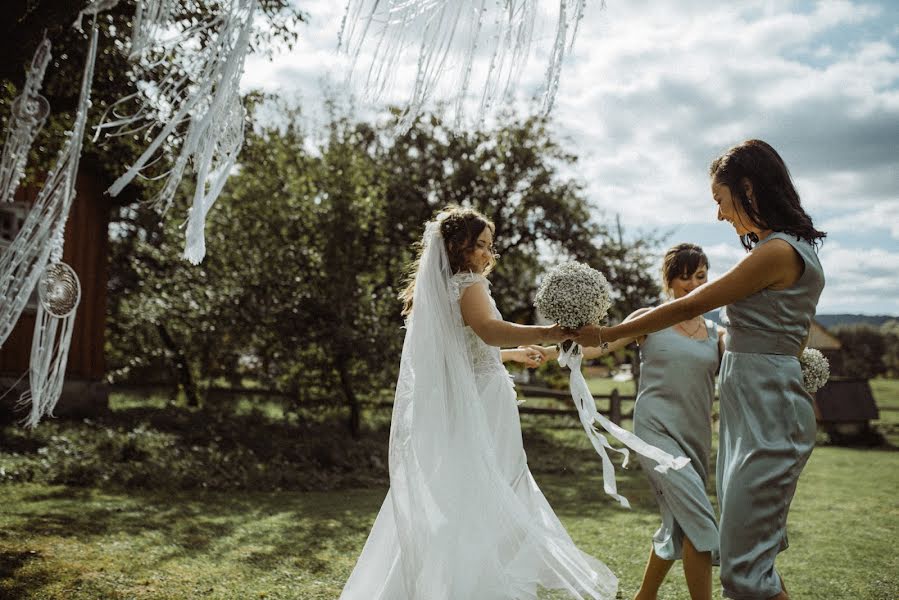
[
  {"xmin": 820, "ymin": 202, "xmax": 899, "ymax": 239},
  {"xmin": 817, "ymin": 242, "xmax": 899, "ymax": 313},
  {"xmin": 236, "ymin": 1, "xmax": 899, "ymax": 314}
]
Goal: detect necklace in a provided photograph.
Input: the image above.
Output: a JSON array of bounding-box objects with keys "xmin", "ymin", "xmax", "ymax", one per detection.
[{"xmin": 676, "ymin": 317, "xmax": 704, "ymax": 338}]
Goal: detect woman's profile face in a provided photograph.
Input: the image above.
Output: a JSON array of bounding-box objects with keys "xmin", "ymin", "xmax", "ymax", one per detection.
[
  {"xmin": 668, "ymin": 265, "xmax": 709, "ymax": 299},
  {"xmin": 712, "ymin": 180, "xmax": 753, "ymax": 237},
  {"xmin": 466, "ymin": 227, "xmax": 496, "ymax": 273}
]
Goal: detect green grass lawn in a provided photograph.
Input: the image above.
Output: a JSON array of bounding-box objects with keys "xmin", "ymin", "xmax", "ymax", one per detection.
[
  {"xmin": 1, "ymin": 378, "xmax": 897, "ymax": 599},
  {"xmin": 2, "ymin": 435, "xmax": 897, "ymax": 599}
]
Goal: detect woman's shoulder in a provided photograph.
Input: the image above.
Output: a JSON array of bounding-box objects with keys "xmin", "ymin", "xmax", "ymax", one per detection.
[
  {"xmin": 451, "ymin": 270, "xmax": 488, "ymax": 281},
  {"xmin": 450, "ymin": 271, "xmax": 490, "ymax": 301}
]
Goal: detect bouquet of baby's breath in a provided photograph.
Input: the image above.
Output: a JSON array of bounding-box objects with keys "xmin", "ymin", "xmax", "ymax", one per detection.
[
  {"xmin": 800, "ymin": 348, "xmax": 830, "ymax": 394},
  {"xmin": 534, "ymin": 262, "xmax": 612, "ymax": 350}
]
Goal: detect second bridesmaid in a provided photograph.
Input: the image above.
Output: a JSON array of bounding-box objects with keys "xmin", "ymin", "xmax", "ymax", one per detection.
[
  {"xmin": 627, "ymin": 244, "xmax": 722, "ymax": 600},
  {"xmin": 541, "ymin": 243, "xmax": 723, "ymax": 600}
]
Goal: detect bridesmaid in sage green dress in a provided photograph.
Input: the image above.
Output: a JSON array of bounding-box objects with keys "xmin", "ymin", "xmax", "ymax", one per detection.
[
  {"xmin": 574, "ymin": 139, "xmax": 826, "ymax": 600},
  {"xmin": 541, "ymin": 243, "xmax": 722, "ymax": 600}
]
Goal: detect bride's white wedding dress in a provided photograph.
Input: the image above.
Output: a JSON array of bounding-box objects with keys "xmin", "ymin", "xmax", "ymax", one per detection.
[{"xmin": 339, "ymin": 218, "xmax": 618, "ymax": 600}]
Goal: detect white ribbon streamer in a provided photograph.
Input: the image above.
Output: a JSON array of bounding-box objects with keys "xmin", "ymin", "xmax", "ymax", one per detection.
[{"xmin": 558, "ymin": 343, "xmax": 691, "ymax": 507}]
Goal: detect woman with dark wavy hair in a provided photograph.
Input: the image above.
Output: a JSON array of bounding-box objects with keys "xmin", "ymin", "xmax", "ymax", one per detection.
[{"xmin": 574, "ymin": 139, "xmax": 825, "ymax": 600}]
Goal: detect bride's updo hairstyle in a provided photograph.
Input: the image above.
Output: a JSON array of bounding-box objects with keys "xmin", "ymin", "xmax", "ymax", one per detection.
[
  {"xmin": 661, "ymin": 243, "xmax": 709, "ymax": 297},
  {"xmin": 709, "ymin": 139, "xmax": 826, "ymax": 250},
  {"xmin": 400, "ymin": 205, "xmax": 495, "ymax": 316}
]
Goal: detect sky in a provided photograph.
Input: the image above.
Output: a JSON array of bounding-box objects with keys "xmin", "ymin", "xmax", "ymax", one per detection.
[{"xmin": 241, "ymin": 0, "xmax": 899, "ymax": 316}]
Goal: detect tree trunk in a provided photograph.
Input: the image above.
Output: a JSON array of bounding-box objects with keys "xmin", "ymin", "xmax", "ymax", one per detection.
[
  {"xmin": 336, "ymin": 354, "xmax": 361, "ymax": 439},
  {"xmin": 157, "ymin": 323, "xmax": 200, "ymax": 407}
]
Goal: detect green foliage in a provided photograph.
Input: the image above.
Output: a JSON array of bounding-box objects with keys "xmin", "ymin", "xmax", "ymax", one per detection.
[
  {"xmin": 106, "ymin": 103, "xmax": 662, "ymax": 434},
  {"xmin": 832, "ymin": 324, "xmax": 889, "ymax": 379},
  {"xmin": 0, "ymin": 405, "xmax": 388, "ymax": 492},
  {"xmin": 0, "ymin": 1, "xmax": 305, "ymax": 193},
  {"xmin": 880, "ymin": 320, "xmax": 899, "ymax": 377}
]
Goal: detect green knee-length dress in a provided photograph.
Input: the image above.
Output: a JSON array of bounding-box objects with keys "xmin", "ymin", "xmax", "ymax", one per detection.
[
  {"xmin": 634, "ymin": 319, "xmax": 720, "ymax": 561},
  {"xmin": 717, "ymin": 232, "xmax": 825, "ymax": 600}
]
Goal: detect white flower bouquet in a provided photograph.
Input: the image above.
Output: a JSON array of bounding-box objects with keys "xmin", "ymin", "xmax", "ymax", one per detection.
[
  {"xmin": 534, "ymin": 262, "xmax": 612, "ymax": 347},
  {"xmin": 799, "ymin": 348, "xmax": 830, "ymax": 394}
]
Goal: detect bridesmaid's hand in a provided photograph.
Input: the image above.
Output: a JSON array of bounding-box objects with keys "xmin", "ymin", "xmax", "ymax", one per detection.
[{"xmin": 507, "ymin": 347, "xmax": 545, "ymax": 368}]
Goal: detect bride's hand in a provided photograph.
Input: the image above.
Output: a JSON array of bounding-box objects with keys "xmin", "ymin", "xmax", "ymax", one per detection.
[
  {"xmin": 542, "ymin": 324, "xmax": 568, "ymax": 344},
  {"xmin": 571, "ymin": 324, "xmax": 610, "ymax": 349}
]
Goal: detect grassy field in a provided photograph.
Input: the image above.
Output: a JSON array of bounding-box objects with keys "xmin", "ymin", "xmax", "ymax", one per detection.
[
  {"xmin": 0, "ymin": 379, "xmax": 897, "ymax": 599},
  {"xmin": 1, "ymin": 443, "xmax": 896, "ymax": 599}
]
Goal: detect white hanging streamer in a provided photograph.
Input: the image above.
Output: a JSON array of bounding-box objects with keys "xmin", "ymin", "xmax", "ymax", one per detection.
[
  {"xmin": 558, "ymin": 343, "xmax": 691, "ymax": 507},
  {"xmin": 0, "ymin": 16, "xmax": 100, "ymax": 429},
  {"xmin": 0, "ymin": 37, "xmax": 52, "ymax": 203},
  {"xmin": 97, "ymin": 0, "xmax": 256, "ymax": 264},
  {"xmin": 338, "ymin": 0, "xmax": 591, "ymax": 133},
  {"xmin": 73, "ymin": 0, "xmax": 122, "ymax": 31}
]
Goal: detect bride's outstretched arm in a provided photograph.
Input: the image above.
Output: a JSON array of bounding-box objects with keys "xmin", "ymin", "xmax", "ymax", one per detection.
[{"xmin": 460, "ymin": 282, "xmax": 566, "ymax": 347}]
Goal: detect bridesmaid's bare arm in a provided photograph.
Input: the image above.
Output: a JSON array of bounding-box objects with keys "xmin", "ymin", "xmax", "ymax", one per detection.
[{"xmin": 574, "ymin": 239, "xmax": 803, "ymax": 347}]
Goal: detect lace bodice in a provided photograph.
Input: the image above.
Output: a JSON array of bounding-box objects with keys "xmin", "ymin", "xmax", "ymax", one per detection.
[{"xmin": 450, "ymin": 272, "xmax": 506, "ymax": 378}]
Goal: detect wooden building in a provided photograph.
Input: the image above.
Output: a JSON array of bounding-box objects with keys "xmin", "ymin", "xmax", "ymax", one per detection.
[
  {"xmin": 807, "ymin": 319, "xmax": 842, "ymax": 359},
  {"xmin": 806, "ymin": 319, "xmax": 881, "ymax": 442},
  {"xmin": 0, "ymin": 169, "xmax": 112, "ymax": 419}
]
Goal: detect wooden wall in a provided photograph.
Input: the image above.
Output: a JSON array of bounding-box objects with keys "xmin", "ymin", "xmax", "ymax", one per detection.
[{"xmin": 0, "ymin": 171, "xmax": 110, "ymax": 380}]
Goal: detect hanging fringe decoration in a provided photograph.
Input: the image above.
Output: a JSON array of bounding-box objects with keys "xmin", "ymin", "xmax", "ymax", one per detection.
[
  {"xmin": 338, "ymin": 0, "xmax": 591, "ymax": 133},
  {"xmin": 0, "ymin": 17, "xmax": 98, "ymax": 427},
  {"xmin": 97, "ymin": 0, "xmax": 256, "ymax": 264},
  {"xmin": 19, "ymin": 261, "xmax": 81, "ymax": 427},
  {"xmin": 0, "ymin": 37, "xmax": 52, "ymax": 203}
]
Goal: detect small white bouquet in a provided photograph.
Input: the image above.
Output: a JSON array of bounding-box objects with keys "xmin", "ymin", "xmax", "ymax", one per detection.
[
  {"xmin": 534, "ymin": 262, "xmax": 612, "ymax": 349},
  {"xmin": 799, "ymin": 348, "xmax": 830, "ymax": 394}
]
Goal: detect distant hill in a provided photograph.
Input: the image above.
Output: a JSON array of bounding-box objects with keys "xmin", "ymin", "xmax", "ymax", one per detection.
[
  {"xmin": 815, "ymin": 314, "xmax": 898, "ymax": 329},
  {"xmin": 705, "ymin": 311, "xmax": 897, "ymax": 329}
]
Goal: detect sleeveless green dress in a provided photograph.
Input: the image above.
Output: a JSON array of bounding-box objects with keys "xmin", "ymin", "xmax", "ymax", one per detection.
[
  {"xmin": 634, "ymin": 319, "xmax": 720, "ymax": 561},
  {"xmin": 718, "ymin": 232, "xmax": 825, "ymax": 599}
]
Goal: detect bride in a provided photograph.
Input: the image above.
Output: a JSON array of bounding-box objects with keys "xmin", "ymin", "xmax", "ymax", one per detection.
[{"xmin": 340, "ymin": 205, "xmax": 618, "ymax": 599}]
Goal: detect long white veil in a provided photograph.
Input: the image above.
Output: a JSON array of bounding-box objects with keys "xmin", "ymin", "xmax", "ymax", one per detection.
[{"xmin": 342, "ymin": 216, "xmax": 616, "ymax": 599}]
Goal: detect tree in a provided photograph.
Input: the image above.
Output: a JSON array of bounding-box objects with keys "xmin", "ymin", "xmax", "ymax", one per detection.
[
  {"xmin": 831, "ymin": 324, "xmax": 887, "ymax": 379},
  {"xmin": 106, "ymin": 103, "xmax": 663, "ymax": 435},
  {"xmin": 880, "ymin": 320, "xmax": 899, "ymax": 377},
  {"xmin": 373, "ymin": 112, "xmax": 662, "ymax": 322},
  {"xmin": 1, "ymin": 1, "xmax": 305, "ymax": 189}
]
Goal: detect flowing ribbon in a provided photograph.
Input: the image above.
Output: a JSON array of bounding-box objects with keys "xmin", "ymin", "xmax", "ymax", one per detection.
[{"xmin": 558, "ymin": 343, "xmax": 691, "ymax": 508}]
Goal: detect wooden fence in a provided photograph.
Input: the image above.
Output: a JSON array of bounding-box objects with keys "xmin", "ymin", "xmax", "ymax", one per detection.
[
  {"xmin": 515, "ymin": 385, "xmax": 635, "ymax": 425},
  {"xmin": 357, "ymin": 384, "xmax": 637, "ymax": 427}
]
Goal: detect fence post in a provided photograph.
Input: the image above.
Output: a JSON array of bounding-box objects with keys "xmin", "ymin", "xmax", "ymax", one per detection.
[{"xmin": 610, "ymin": 388, "xmax": 621, "ymax": 425}]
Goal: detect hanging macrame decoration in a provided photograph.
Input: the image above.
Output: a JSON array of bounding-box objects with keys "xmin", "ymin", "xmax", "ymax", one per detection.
[
  {"xmin": 338, "ymin": 0, "xmax": 589, "ymax": 133},
  {"xmin": 0, "ymin": 16, "xmax": 100, "ymax": 429},
  {"xmin": 98, "ymin": 0, "xmax": 256, "ymax": 264},
  {"xmin": 20, "ymin": 260, "xmax": 81, "ymax": 427},
  {"xmin": 0, "ymin": 37, "xmax": 52, "ymax": 204}
]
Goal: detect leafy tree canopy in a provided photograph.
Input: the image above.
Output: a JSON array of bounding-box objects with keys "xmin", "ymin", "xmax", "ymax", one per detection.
[{"xmin": 107, "ymin": 101, "xmax": 662, "ymax": 435}]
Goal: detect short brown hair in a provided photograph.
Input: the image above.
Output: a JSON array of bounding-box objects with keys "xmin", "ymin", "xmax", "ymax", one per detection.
[{"xmin": 661, "ymin": 243, "xmax": 708, "ymax": 296}]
